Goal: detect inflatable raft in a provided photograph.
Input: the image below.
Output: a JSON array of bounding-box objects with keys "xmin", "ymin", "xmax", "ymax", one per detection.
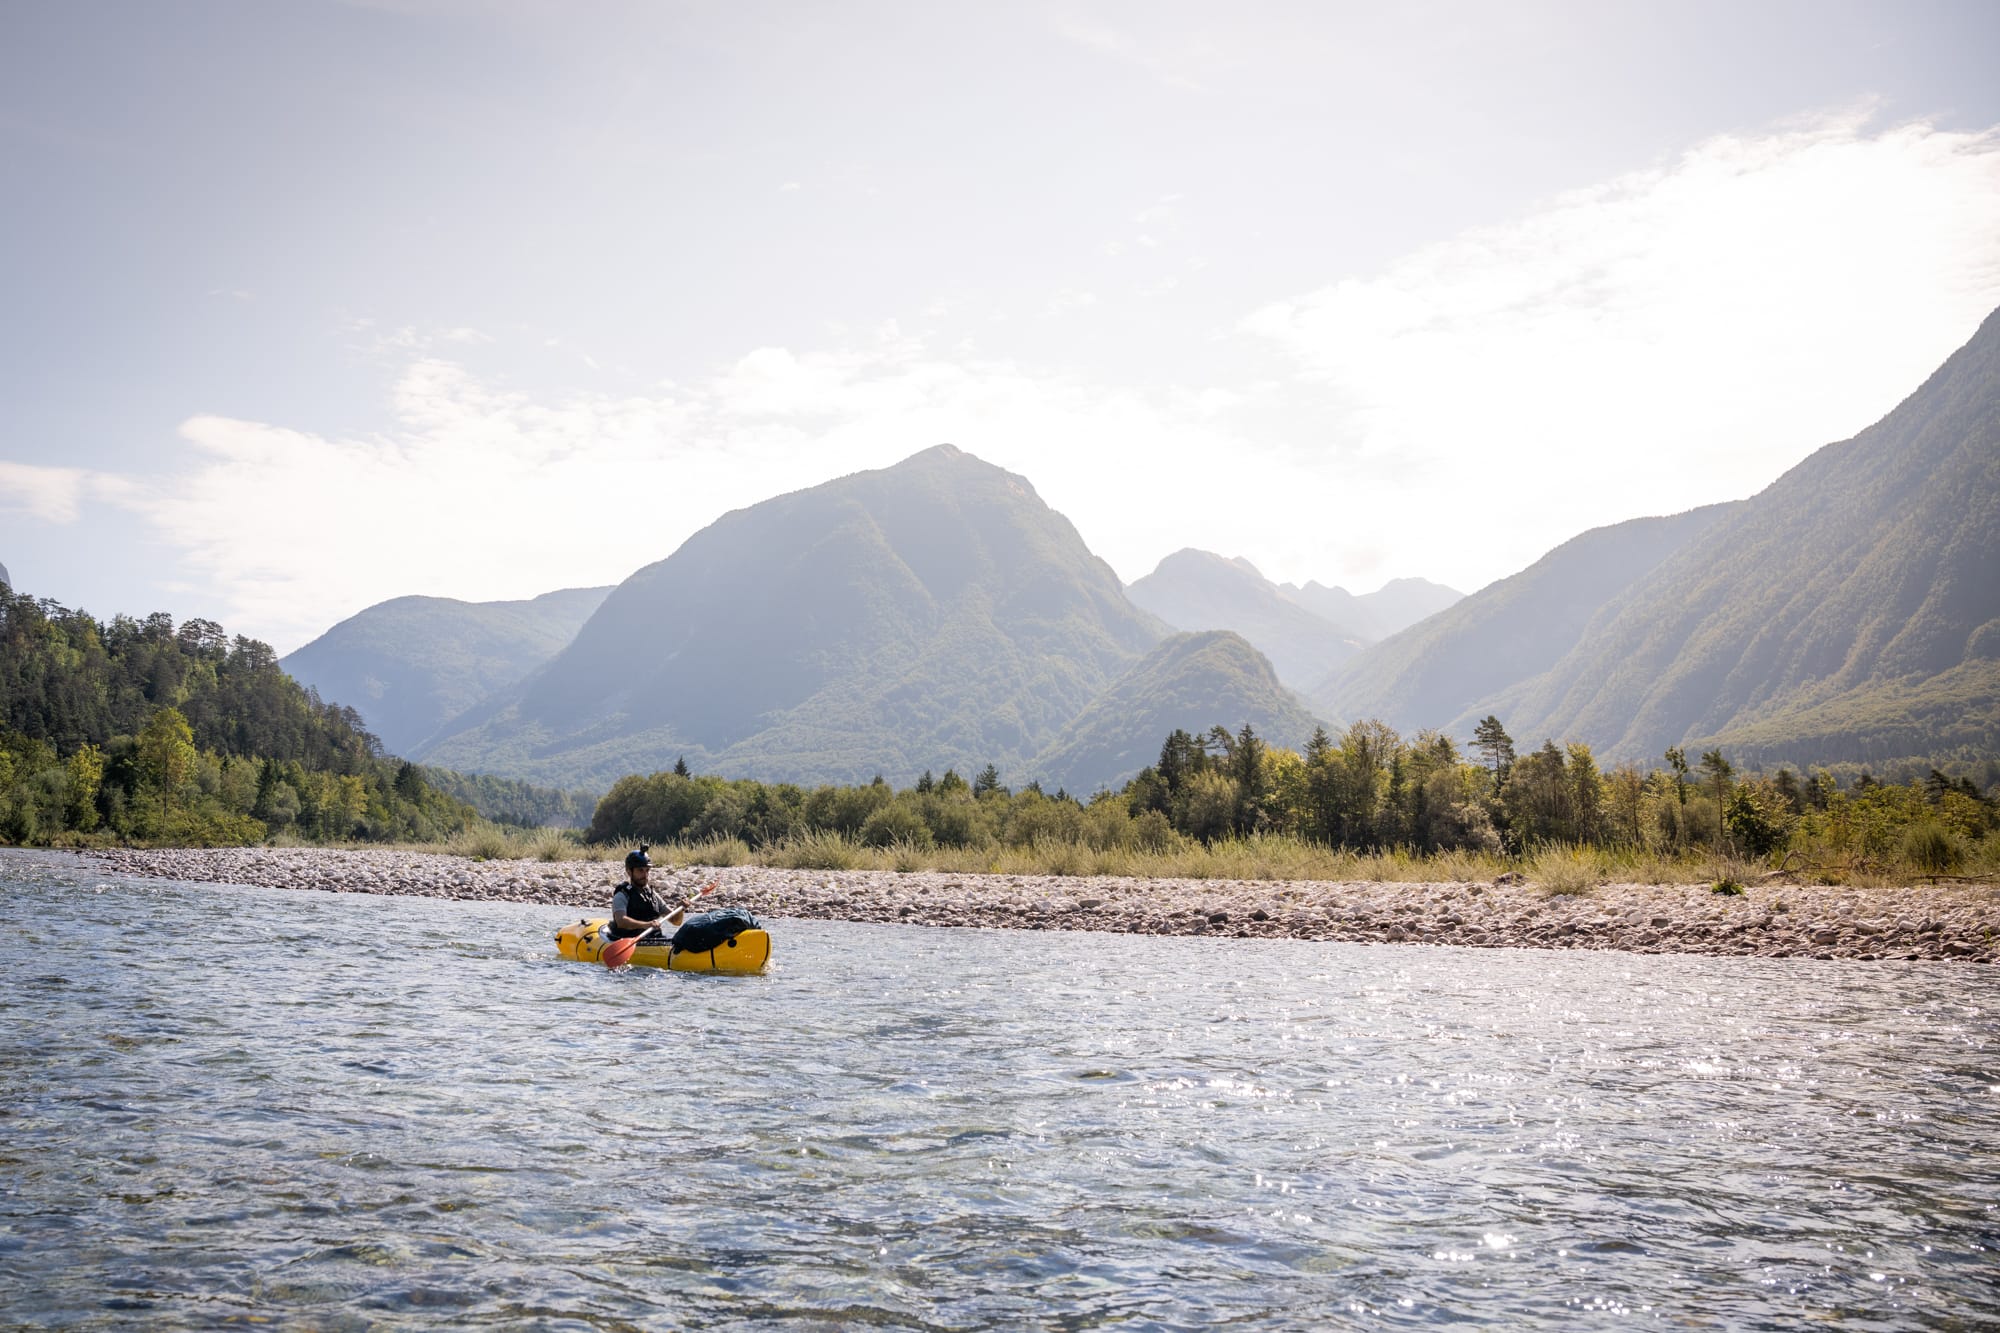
[{"xmin": 554, "ymin": 918, "xmax": 772, "ymax": 974}]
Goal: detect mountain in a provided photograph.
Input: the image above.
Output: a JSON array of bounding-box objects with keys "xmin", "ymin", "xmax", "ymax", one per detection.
[
  {"xmin": 1126, "ymin": 549, "xmax": 1366, "ymax": 689},
  {"xmin": 1314, "ymin": 503, "xmax": 1742, "ymax": 736},
  {"xmin": 1491, "ymin": 305, "xmax": 2000, "ymax": 767},
  {"xmin": 281, "ymin": 586, "xmax": 611, "ymax": 756},
  {"xmin": 0, "ymin": 561, "xmax": 9, "ymax": 588},
  {"xmin": 1030, "ymin": 631, "xmax": 1325, "ymax": 791},
  {"xmin": 1280, "ymin": 576, "xmax": 1464, "ymax": 640},
  {"xmin": 418, "ymin": 446, "xmax": 1173, "ymax": 789}
]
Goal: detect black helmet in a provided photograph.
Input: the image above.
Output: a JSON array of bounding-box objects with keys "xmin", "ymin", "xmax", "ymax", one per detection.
[{"xmin": 624, "ymin": 843, "xmax": 651, "ymax": 870}]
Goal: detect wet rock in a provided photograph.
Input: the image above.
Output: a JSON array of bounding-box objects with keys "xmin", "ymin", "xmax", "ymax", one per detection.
[{"xmin": 77, "ymin": 847, "xmax": 1998, "ymax": 965}]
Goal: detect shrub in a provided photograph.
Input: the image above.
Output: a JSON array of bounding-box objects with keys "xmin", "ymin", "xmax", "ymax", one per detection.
[
  {"xmin": 1724, "ymin": 784, "xmax": 1788, "ymax": 857},
  {"xmin": 1902, "ymin": 822, "xmax": 1966, "ymax": 875},
  {"xmin": 860, "ymin": 800, "xmax": 933, "ymax": 849},
  {"xmin": 1131, "ymin": 809, "xmax": 1178, "ymax": 853}
]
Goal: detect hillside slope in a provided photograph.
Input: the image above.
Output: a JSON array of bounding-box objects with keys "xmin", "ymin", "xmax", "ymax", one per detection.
[
  {"xmin": 1498, "ymin": 305, "xmax": 2000, "ymax": 765},
  {"xmin": 1313, "ymin": 503, "xmax": 1741, "ymax": 735},
  {"xmin": 280, "ymin": 585, "xmax": 610, "ymax": 756},
  {"xmin": 1030, "ymin": 631, "xmax": 1326, "ymax": 791}
]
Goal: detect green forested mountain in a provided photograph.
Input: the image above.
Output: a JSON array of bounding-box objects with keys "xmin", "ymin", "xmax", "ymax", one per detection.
[
  {"xmin": 1314, "ymin": 502, "xmax": 1742, "ymax": 734},
  {"xmin": 0, "ymin": 589, "xmax": 477, "ymax": 843},
  {"xmin": 1030, "ymin": 631, "xmax": 1325, "ymax": 791},
  {"xmin": 1491, "ymin": 305, "xmax": 2000, "ymax": 767},
  {"xmin": 1126, "ymin": 550, "xmax": 1367, "ymax": 689},
  {"xmin": 418, "ymin": 445, "xmax": 1174, "ymax": 790},
  {"xmin": 280, "ymin": 585, "xmax": 610, "ymax": 756},
  {"xmin": 1278, "ymin": 576, "xmax": 1463, "ymax": 641}
]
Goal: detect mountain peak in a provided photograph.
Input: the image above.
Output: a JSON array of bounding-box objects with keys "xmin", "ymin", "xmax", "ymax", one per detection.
[
  {"xmin": 1150, "ymin": 548, "xmax": 1266, "ymax": 581},
  {"xmin": 417, "ymin": 446, "xmax": 1163, "ymax": 786}
]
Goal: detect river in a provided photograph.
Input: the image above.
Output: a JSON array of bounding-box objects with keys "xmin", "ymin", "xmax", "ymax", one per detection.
[{"xmin": 1, "ymin": 849, "xmax": 1994, "ymax": 1328}]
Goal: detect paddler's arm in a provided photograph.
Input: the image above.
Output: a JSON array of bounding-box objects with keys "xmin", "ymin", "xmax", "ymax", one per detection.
[{"xmin": 608, "ymin": 898, "xmax": 686, "ymax": 935}]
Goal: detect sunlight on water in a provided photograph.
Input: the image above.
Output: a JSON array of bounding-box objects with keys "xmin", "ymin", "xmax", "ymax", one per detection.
[{"xmin": 0, "ymin": 848, "xmax": 1995, "ymax": 1329}]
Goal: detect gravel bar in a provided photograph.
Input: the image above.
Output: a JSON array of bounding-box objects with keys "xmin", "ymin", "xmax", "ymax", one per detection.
[{"xmin": 77, "ymin": 846, "xmax": 1999, "ymax": 964}]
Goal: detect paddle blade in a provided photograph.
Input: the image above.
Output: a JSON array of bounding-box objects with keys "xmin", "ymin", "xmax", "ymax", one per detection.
[{"xmin": 601, "ymin": 935, "xmax": 641, "ymax": 969}]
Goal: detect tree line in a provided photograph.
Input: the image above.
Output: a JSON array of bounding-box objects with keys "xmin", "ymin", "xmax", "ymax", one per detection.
[
  {"xmin": 0, "ymin": 591, "xmax": 477, "ymax": 844},
  {"xmin": 589, "ymin": 719, "xmax": 1997, "ymax": 874}
]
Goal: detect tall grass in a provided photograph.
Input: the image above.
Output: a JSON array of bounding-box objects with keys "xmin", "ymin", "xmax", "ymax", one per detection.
[
  {"xmin": 444, "ymin": 823, "xmax": 530, "ymax": 861},
  {"xmin": 528, "ymin": 829, "xmax": 583, "ymax": 862},
  {"xmin": 765, "ymin": 830, "xmax": 868, "ymax": 871},
  {"xmin": 343, "ymin": 823, "xmax": 1993, "ymax": 887},
  {"xmin": 1528, "ymin": 843, "xmax": 1604, "ymax": 895}
]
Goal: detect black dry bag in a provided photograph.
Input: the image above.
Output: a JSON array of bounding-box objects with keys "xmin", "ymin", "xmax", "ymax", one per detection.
[{"xmin": 670, "ymin": 907, "xmax": 760, "ymax": 954}]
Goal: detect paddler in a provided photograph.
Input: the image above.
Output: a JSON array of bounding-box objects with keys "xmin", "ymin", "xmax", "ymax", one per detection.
[{"xmin": 607, "ymin": 845, "xmax": 688, "ymax": 941}]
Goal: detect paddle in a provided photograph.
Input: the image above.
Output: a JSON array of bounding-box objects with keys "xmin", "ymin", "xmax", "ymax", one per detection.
[{"xmin": 601, "ymin": 881, "xmax": 717, "ymax": 970}]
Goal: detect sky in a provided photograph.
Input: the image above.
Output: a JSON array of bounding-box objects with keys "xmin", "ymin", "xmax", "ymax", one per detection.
[{"xmin": 3, "ymin": 0, "xmax": 1999, "ymax": 655}]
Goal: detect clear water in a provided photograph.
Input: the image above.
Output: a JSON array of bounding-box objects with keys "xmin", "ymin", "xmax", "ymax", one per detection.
[{"xmin": 0, "ymin": 849, "xmax": 1994, "ymax": 1330}]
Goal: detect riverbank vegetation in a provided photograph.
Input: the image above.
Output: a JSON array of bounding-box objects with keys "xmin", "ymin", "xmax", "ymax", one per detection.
[
  {"xmin": 5, "ymin": 585, "xmax": 1993, "ymax": 886},
  {"xmin": 0, "ymin": 592, "xmax": 480, "ymax": 845},
  {"xmin": 573, "ymin": 720, "xmax": 1998, "ymax": 887}
]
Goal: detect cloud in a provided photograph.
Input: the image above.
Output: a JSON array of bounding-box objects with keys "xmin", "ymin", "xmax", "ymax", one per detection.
[
  {"xmin": 75, "ymin": 111, "xmax": 2000, "ymax": 655},
  {"xmin": 1050, "ymin": 16, "xmax": 1212, "ymax": 93},
  {"xmin": 86, "ymin": 336, "xmax": 1277, "ymax": 653},
  {"xmin": 1042, "ymin": 288, "xmax": 1099, "ymax": 317},
  {"xmin": 0, "ymin": 463, "xmax": 93, "ymax": 522},
  {"xmin": 1242, "ymin": 112, "xmax": 2000, "ymax": 581}
]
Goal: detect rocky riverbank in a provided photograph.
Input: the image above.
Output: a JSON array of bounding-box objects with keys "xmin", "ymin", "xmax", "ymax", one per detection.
[{"xmin": 78, "ymin": 846, "xmax": 1998, "ymax": 963}]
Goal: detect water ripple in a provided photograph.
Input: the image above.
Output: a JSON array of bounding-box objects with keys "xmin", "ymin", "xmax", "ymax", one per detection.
[{"xmin": 0, "ymin": 848, "xmax": 1994, "ymax": 1329}]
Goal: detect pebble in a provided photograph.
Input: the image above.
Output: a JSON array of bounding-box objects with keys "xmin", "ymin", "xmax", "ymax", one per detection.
[{"xmin": 72, "ymin": 847, "xmax": 1999, "ymax": 964}]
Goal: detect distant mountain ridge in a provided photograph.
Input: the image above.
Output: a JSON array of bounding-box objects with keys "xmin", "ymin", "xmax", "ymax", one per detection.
[
  {"xmin": 1126, "ymin": 549, "xmax": 1368, "ymax": 689},
  {"xmin": 281, "ymin": 585, "xmax": 611, "ymax": 757},
  {"xmin": 298, "ymin": 303, "xmax": 2000, "ymax": 787},
  {"xmin": 1321, "ymin": 303, "xmax": 2000, "ymax": 769},
  {"xmin": 419, "ymin": 446, "xmax": 1321, "ymax": 790},
  {"xmin": 1280, "ymin": 576, "xmax": 1463, "ymax": 641},
  {"xmin": 1314, "ymin": 503, "xmax": 1743, "ymax": 735},
  {"xmin": 1126, "ymin": 550, "xmax": 1460, "ymax": 693},
  {"xmin": 1495, "ymin": 305, "xmax": 2000, "ymax": 766},
  {"xmin": 0, "ymin": 561, "xmax": 10, "ymax": 589}
]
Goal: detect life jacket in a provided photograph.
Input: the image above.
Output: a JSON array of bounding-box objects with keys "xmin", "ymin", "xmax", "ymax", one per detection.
[{"xmin": 609, "ymin": 878, "xmax": 675, "ymax": 939}]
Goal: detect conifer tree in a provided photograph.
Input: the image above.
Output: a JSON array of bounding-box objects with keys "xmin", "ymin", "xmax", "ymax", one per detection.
[
  {"xmin": 1698, "ymin": 749, "xmax": 1733, "ymax": 846},
  {"xmin": 1472, "ymin": 716, "xmax": 1515, "ymax": 778}
]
